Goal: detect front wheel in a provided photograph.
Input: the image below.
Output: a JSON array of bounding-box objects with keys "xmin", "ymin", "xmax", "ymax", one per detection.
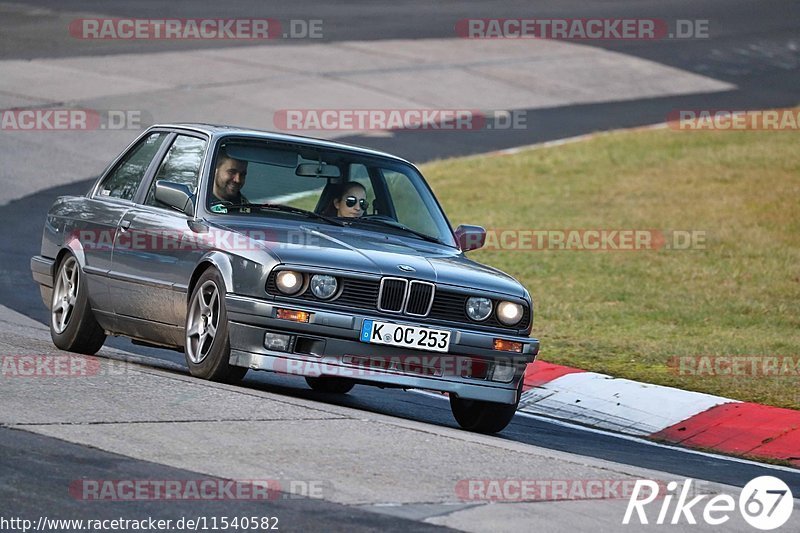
[
  {"xmin": 184, "ymin": 268, "xmax": 247, "ymax": 384},
  {"xmin": 50, "ymin": 254, "xmax": 106, "ymax": 354},
  {"xmin": 450, "ymin": 381, "xmax": 522, "ymax": 434}
]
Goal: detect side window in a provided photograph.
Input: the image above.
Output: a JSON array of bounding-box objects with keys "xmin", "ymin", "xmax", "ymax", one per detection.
[
  {"xmin": 97, "ymin": 132, "xmax": 167, "ymax": 201},
  {"xmin": 383, "ymin": 170, "xmax": 439, "ymax": 235},
  {"xmin": 348, "ymin": 164, "xmax": 375, "ymax": 199},
  {"xmin": 145, "ymin": 135, "xmax": 207, "ymax": 208}
]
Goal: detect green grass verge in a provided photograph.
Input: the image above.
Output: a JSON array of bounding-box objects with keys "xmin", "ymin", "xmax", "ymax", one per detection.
[{"xmin": 421, "ymin": 125, "xmax": 800, "ymax": 410}]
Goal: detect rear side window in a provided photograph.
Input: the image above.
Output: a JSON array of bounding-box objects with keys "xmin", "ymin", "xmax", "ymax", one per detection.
[
  {"xmin": 145, "ymin": 135, "xmax": 207, "ymax": 208},
  {"xmin": 97, "ymin": 132, "xmax": 167, "ymax": 201}
]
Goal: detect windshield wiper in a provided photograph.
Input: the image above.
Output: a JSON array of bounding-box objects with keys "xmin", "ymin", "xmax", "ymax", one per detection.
[
  {"xmin": 348, "ymin": 217, "xmax": 446, "ymax": 245},
  {"xmin": 222, "ymin": 203, "xmax": 346, "ymax": 226}
]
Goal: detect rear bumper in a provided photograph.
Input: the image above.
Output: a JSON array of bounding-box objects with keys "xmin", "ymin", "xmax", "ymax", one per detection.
[{"xmin": 226, "ymin": 294, "xmax": 539, "ymax": 404}]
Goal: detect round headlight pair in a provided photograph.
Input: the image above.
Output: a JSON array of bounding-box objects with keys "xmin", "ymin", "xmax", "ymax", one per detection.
[
  {"xmin": 275, "ymin": 271, "xmax": 338, "ymax": 300},
  {"xmin": 465, "ymin": 297, "xmax": 523, "ymax": 326}
]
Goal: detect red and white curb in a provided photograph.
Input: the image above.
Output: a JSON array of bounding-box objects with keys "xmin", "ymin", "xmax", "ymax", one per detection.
[{"xmin": 521, "ymin": 361, "xmax": 800, "ymax": 467}]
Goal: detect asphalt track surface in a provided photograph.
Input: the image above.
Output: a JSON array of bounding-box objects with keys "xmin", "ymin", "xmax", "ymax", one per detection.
[
  {"xmin": 1, "ymin": 427, "xmax": 450, "ymax": 532},
  {"xmin": 3, "ymin": 178, "xmax": 800, "ymax": 528},
  {"xmin": 1, "ymin": 1, "xmax": 799, "ymax": 530},
  {"xmin": 1, "ymin": 0, "xmax": 798, "ymax": 162}
]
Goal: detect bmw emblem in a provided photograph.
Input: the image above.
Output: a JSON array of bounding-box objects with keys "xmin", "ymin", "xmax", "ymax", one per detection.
[{"xmin": 397, "ymin": 265, "xmax": 415, "ymax": 272}]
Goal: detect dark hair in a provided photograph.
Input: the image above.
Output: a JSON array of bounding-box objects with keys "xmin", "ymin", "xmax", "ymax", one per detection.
[
  {"xmin": 334, "ymin": 181, "xmax": 365, "ymax": 198},
  {"xmin": 215, "ymin": 148, "xmax": 246, "ymax": 169},
  {"xmin": 321, "ymin": 181, "xmax": 366, "ymax": 216}
]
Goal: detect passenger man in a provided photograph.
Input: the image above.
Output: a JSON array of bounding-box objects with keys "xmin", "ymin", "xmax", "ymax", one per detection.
[{"xmin": 212, "ymin": 151, "xmax": 248, "ymax": 204}]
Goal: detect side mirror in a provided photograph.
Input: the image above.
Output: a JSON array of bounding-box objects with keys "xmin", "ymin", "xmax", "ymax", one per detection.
[
  {"xmin": 454, "ymin": 224, "xmax": 486, "ymax": 252},
  {"xmin": 154, "ymin": 180, "xmax": 194, "ymax": 216}
]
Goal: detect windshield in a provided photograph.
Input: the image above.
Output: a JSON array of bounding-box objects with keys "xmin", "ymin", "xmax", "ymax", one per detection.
[{"xmin": 205, "ymin": 137, "xmax": 456, "ymax": 247}]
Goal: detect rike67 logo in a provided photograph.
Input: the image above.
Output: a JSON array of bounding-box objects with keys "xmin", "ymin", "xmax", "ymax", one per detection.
[{"xmin": 623, "ymin": 477, "xmax": 794, "ymax": 530}]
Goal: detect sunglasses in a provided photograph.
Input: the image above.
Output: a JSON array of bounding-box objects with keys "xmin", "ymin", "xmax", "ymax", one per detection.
[{"xmin": 345, "ymin": 196, "xmax": 369, "ymax": 210}]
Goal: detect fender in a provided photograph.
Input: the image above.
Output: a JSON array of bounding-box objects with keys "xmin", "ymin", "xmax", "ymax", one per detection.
[
  {"xmin": 60, "ymin": 237, "xmax": 87, "ymax": 274},
  {"xmin": 189, "ymin": 251, "xmax": 235, "ymax": 299}
]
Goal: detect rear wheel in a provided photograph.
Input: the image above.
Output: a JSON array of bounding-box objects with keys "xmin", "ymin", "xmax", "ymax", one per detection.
[
  {"xmin": 50, "ymin": 254, "xmax": 106, "ymax": 354},
  {"xmin": 185, "ymin": 268, "xmax": 247, "ymax": 384},
  {"xmin": 305, "ymin": 376, "xmax": 355, "ymax": 394},
  {"xmin": 450, "ymin": 381, "xmax": 522, "ymax": 434}
]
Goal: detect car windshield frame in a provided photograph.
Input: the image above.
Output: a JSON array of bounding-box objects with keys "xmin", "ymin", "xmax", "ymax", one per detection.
[{"xmin": 198, "ymin": 134, "xmax": 458, "ymax": 248}]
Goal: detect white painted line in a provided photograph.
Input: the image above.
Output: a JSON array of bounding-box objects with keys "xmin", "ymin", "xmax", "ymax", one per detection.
[
  {"xmin": 513, "ymin": 411, "xmax": 800, "ymax": 476},
  {"xmin": 411, "ymin": 390, "xmax": 799, "ymax": 475}
]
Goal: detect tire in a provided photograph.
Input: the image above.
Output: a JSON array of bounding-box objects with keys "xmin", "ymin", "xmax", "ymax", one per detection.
[
  {"xmin": 450, "ymin": 380, "xmax": 522, "ymax": 434},
  {"xmin": 185, "ymin": 268, "xmax": 247, "ymax": 384},
  {"xmin": 50, "ymin": 254, "xmax": 106, "ymax": 354},
  {"xmin": 305, "ymin": 376, "xmax": 355, "ymax": 394}
]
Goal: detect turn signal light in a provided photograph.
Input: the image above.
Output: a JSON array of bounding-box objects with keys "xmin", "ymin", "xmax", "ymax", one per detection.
[
  {"xmin": 276, "ymin": 308, "xmax": 311, "ymax": 323},
  {"xmin": 493, "ymin": 339, "xmax": 523, "ymax": 353}
]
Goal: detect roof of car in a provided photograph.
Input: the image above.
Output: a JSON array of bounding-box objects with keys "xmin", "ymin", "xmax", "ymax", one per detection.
[{"xmin": 152, "ymin": 123, "xmax": 413, "ymax": 165}]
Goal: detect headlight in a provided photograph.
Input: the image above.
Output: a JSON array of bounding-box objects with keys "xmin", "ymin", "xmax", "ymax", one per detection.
[
  {"xmin": 275, "ymin": 270, "xmax": 304, "ymax": 295},
  {"xmin": 496, "ymin": 301, "xmax": 523, "ymax": 326},
  {"xmin": 310, "ymin": 274, "xmax": 338, "ymax": 299},
  {"xmin": 466, "ymin": 297, "xmax": 493, "ymax": 321}
]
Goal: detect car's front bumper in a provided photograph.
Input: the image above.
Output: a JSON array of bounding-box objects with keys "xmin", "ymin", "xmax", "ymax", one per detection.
[
  {"xmin": 31, "ymin": 255, "xmax": 55, "ymax": 307},
  {"xmin": 225, "ymin": 294, "xmax": 539, "ymax": 404}
]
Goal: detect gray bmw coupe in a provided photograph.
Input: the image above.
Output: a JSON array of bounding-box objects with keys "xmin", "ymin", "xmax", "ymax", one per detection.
[{"xmin": 31, "ymin": 124, "xmax": 539, "ymax": 433}]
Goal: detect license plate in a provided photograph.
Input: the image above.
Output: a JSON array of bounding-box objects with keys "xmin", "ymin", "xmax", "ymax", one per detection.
[{"xmin": 360, "ymin": 320, "xmax": 451, "ymax": 353}]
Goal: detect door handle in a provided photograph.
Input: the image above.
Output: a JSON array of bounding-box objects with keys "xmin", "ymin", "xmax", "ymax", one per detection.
[{"xmin": 120, "ymin": 219, "xmax": 131, "ymax": 231}]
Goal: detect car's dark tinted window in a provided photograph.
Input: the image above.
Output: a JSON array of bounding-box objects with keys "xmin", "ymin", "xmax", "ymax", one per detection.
[
  {"xmin": 97, "ymin": 132, "xmax": 167, "ymax": 201},
  {"xmin": 145, "ymin": 135, "xmax": 207, "ymax": 208},
  {"xmin": 382, "ymin": 169, "xmax": 440, "ymax": 237},
  {"xmin": 204, "ymin": 139, "xmax": 456, "ymax": 246}
]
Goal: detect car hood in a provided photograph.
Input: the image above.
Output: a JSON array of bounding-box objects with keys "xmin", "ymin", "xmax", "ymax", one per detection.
[{"xmin": 213, "ymin": 220, "xmax": 527, "ymax": 299}]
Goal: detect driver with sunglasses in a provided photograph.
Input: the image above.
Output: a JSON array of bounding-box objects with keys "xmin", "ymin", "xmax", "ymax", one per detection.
[{"xmin": 332, "ymin": 182, "xmax": 369, "ymax": 218}]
